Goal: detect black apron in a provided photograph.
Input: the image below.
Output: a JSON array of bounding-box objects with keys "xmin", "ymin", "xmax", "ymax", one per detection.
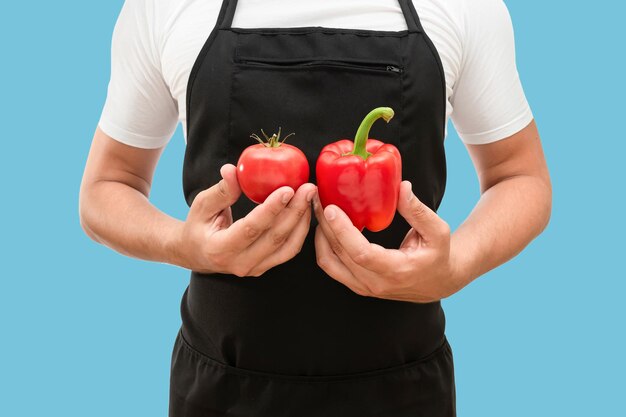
[{"xmin": 171, "ymin": 0, "xmax": 455, "ymax": 415}]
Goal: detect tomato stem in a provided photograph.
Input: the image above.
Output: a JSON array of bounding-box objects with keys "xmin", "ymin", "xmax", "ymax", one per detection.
[
  {"xmin": 251, "ymin": 127, "xmax": 296, "ymax": 148},
  {"xmin": 250, "ymin": 133, "xmax": 265, "ymax": 145}
]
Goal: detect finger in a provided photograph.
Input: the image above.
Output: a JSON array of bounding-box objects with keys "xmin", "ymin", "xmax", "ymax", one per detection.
[
  {"xmin": 314, "ymin": 225, "xmax": 369, "ymax": 296},
  {"xmin": 311, "ymin": 191, "xmax": 325, "ymax": 225},
  {"xmin": 312, "ymin": 195, "xmax": 356, "ymax": 264},
  {"xmin": 212, "ymin": 207, "xmax": 233, "ymax": 230},
  {"xmin": 398, "ymin": 227, "xmax": 421, "ymax": 252},
  {"xmin": 223, "ymin": 206, "xmax": 233, "ymax": 226},
  {"xmin": 312, "ymin": 193, "xmax": 342, "ymax": 253},
  {"xmin": 249, "ymin": 196, "xmax": 313, "ymax": 276},
  {"xmin": 256, "ymin": 183, "xmax": 316, "ymax": 250},
  {"xmin": 243, "ymin": 183, "xmax": 314, "ymax": 268},
  {"xmin": 189, "ymin": 164, "xmax": 241, "ymax": 223},
  {"xmin": 218, "ymin": 163, "xmax": 239, "ymax": 189},
  {"xmin": 396, "ymin": 181, "xmax": 450, "ymax": 245},
  {"xmin": 313, "ymin": 195, "xmax": 373, "ymax": 281},
  {"xmin": 216, "ymin": 185, "xmax": 294, "ymax": 251},
  {"xmin": 314, "ymin": 194, "xmax": 405, "ymax": 272},
  {"xmin": 324, "ymin": 204, "xmax": 394, "ymax": 271}
]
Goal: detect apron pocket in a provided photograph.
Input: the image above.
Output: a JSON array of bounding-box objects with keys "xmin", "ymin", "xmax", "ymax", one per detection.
[
  {"xmin": 235, "ymin": 57, "xmax": 403, "ymax": 74},
  {"xmin": 227, "ymin": 56, "xmax": 403, "ymax": 192},
  {"xmin": 169, "ymin": 330, "xmax": 456, "ymax": 417}
]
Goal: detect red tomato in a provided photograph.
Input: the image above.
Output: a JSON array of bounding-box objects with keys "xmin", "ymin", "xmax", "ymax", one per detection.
[{"xmin": 236, "ymin": 129, "xmax": 309, "ymax": 204}]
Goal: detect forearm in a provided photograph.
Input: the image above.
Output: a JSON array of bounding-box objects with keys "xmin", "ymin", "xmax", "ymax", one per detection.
[
  {"xmin": 449, "ymin": 174, "xmax": 552, "ymax": 291},
  {"xmin": 79, "ymin": 180, "xmax": 184, "ymax": 267}
]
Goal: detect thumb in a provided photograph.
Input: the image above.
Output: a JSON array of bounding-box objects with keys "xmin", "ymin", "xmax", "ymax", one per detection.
[
  {"xmin": 397, "ymin": 181, "xmax": 449, "ymax": 244},
  {"xmin": 189, "ymin": 164, "xmax": 241, "ymax": 223}
]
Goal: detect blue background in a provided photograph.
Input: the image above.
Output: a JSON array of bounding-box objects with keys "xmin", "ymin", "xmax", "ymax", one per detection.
[{"xmin": 1, "ymin": 1, "xmax": 624, "ymax": 416}]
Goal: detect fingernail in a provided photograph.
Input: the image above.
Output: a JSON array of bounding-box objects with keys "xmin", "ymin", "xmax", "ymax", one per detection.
[
  {"xmin": 282, "ymin": 191, "xmax": 293, "ymax": 204},
  {"xmin": 325, "ymin": 207, "xmax": 336, "ymax": 221},
  {"xmin": 406, "ymin": 181, "xmax": 413, "ymax": 201},
  {"xmin": 220, "ymin": 164, "xmax": 230, "ymax": 179},
  {"xmin": 306, "ymin": 190, "xmax": 316, "ymax": 202}
]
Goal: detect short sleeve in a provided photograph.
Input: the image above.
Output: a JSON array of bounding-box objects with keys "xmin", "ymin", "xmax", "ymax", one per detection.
[
  {"xmin": 98, "ymin": 0, "xmax": 178, "ymax": 149},
  {"xmin": 450, "ymin": 0, "xmax": 533, "ymax": 145}
]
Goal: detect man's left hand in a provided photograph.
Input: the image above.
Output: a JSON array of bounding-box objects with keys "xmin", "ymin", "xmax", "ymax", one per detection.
[{"xmin": 312, "ymin": 180, "xmax": 461, "ymax": 303}]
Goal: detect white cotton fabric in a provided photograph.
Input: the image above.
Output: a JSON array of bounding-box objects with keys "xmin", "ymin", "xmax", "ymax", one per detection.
[{"xmin": 99, "ymin": 0, "xmax": 533, "ymax": 149}]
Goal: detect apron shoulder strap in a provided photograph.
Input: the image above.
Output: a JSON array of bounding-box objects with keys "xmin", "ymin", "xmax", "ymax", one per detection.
[
  {"xmin": 399, "ymin": 0, "xmax": 424, "ymax": 33},
  {"xmin": 219, "ymin": 0, "xmax": 240, "ymax": 29}
]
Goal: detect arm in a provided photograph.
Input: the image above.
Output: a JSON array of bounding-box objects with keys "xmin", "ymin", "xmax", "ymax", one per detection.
[
  {"xmin": 84, "ymin": 1, "xmax": 316, "ymax": 276},
  {"xmin": 311, "ymin": 120, "xmax": 551, "ymax": 302},
  {"xmin": 79, "ymin": 127, "xmax": 185, "ymax": 265},
  {"xmin": 79, "ymin": 128, "xmax": 316, "ymax": 276},
  {"xmin": 449, "ymin": 119, "xmax": 552, "ymax": 290},
  {"xmin": 311, "ymin": 0, "xmax": 551, "ymax": 302}
]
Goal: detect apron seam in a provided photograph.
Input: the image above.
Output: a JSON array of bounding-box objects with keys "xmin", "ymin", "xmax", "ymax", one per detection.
[
  {"xmin": 178, "ymin": 329, "xmax": 449, "ymax": 384},
  {"xmin": 226, "ymin": 28, "xmax": 417, "ymax": 37}
]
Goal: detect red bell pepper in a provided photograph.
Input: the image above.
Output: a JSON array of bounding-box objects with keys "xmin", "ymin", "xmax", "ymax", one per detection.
[{"xmin": 316, "ymin": 107, "xmax": 402, "ymax": 232}]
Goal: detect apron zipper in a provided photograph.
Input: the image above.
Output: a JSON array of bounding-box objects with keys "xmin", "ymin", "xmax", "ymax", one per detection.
[{"xmin": 238, "ymin": 59, "xmax": 403, "ymax": 74}]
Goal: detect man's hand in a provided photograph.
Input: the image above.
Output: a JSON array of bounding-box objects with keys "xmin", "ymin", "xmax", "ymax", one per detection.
[
  {"xmin": 312, "ymin": 120, "xmax": 551, "ymax": 302},
  {"xmin": 313, "ymin": 181, "xmax": 459, "ymax": 303},
  {"xmin": 79, "ymin": 128, "xmax": 317, "ymax": 276},
  {"xmin": 177, "ymin": 164, "xmax": 317, "ymax": 277}
]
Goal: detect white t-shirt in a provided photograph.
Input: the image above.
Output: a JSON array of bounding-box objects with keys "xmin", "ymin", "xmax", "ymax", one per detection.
[{"xmin": 98, "ymin": 0, "xmax": 533, "ymax": 149}]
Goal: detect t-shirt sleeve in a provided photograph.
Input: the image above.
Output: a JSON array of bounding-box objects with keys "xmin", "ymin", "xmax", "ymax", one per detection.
[
  {"xmin": 98, "ymin": 0, "xmax": 178, "ymax": 149},
  {"xmin": 450, "ymin": 0, "xmax": 533, "ymax": 145}
]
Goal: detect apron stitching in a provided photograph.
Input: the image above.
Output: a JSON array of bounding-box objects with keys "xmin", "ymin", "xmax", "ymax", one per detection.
[
  {"xmin": 400, "ymin": 40, "xmax": 406, "ymax": 152},
  {"xmin": 178, "ymin": 330, "xmax": 449, "ymax": 384},
  {"xmin": 225, "ymin": 37, "xmax": 240, "ymax": 166},
  {"xmin": 227, "ymin": 28, "xmax": 415, "ymax": 37}
]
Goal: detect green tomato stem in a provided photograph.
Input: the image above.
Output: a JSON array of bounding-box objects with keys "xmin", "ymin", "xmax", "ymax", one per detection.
[{"xmin": 251, "ymin": 127, "xmax": 296, "ymax": 148}]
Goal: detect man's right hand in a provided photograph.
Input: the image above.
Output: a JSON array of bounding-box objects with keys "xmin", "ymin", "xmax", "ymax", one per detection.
[{"xmin": 176, "ymin": 163, "xmax": 317, "ymax": 277}]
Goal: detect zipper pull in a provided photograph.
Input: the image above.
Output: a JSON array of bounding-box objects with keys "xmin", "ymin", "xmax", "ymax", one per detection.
[{"xmin": 386, "ymin": 66, "xmax": 402, "ymax": 73}]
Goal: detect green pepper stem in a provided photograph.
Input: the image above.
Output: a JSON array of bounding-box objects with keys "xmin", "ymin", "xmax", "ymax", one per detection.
[{"xmin": 350, "ymin": 107, "xmax": 394, "ymax": 160}]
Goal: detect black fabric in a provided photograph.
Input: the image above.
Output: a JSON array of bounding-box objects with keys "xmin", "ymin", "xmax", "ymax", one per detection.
[
  {"xmin": 174, "ymin": 0, "xmax": 453, "ymax": 414},
  {"xmin": 170, "ymin": 329, "xmax": 456, "ymax": 417}
]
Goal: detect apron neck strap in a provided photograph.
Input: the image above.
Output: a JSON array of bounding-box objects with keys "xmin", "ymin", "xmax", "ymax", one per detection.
[
  {"xmin": 219, "ymin": 0, "xmax": 239, "ymax": 29},
  {"xmin": 218, "ymin": 0, "xmax": 423, "ymax": 33},
  {"xmin": 399, "ymin": 0, "xmax": 423, "ymax": 33}
]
